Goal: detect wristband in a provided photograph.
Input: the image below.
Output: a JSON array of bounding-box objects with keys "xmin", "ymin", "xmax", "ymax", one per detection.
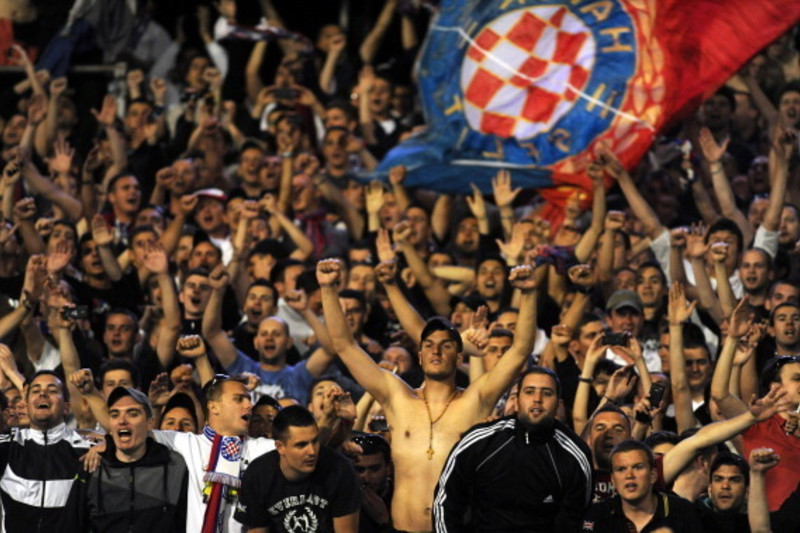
[
  {"xmin": 603, "ymin": 396, "xmax": 618, "ymax": 406},
  {"xmin": 578, "ymin": 376, "xmax": 592, "ymax": 384},
  {"xmin": 573, "ymin": 285, "xmax": 592, "ymax": 294}
]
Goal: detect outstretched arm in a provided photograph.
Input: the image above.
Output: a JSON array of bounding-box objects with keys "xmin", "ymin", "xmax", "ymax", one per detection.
[
  {"xmin": 600, "ymin": 147, "xmax": 665, "ymax": 240},
  {"xmin": 69, "ymin": 369, "xmax": 110, "ymax": 430},
  {"xmin": 319, "ymin": 259, "xmax": 409, "ymax": 407},
  {"xmin": 472, "ymin": 265, "xmax": 540, "ymax": 412},
  {"xmin": 201, "ymin": 265, "xmax": 239, "ymax": 369},
  {"xmin": 662, "ymin": 387, "xmax": 785, "ymax": 484},
  {"xmin": 710, "ymin": 297, "xmax": 754, "ymax": 419},
  {"xmin": 667, "ymin": 282, "xmax": 700, "ymax": 433}
]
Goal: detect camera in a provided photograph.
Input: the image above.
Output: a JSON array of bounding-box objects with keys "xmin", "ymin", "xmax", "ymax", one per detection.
[
  {"xmin": 61, "ymin": 306, "xmax": 89, "ymax": 320},
  {"xmin": 602, "ymin": 332, "xmax": 628, "ymax": 346}
]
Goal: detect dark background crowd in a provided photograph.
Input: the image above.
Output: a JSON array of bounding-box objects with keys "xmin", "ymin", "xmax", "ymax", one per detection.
[{"xmin": 0, "ymin": 0, "xmax": 799, "ymax": 532}]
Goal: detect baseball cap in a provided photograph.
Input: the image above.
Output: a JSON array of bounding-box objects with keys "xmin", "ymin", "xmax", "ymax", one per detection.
[
  {"xmin": 107, "ymin": 387, "xmax": 153, "ymax": 418},
  {"xmin": 162, "ymin": 392, "xmax": 199, "ymax": 429},
  {"xmin": 605, "ymin": 290, "xmax": 643, "ymax": 313},
  {"xmin": 194, "ymin": 188, "xmax": 228, "ymax": 203}
]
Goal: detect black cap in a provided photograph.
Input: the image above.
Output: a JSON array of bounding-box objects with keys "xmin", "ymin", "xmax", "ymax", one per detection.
[
  {"xmin": 107, "ymin": 387, "xmax": 153, "ymax": 418},
  {"xmin": 162, "ymin": 392, "xmax": 199, "ymax": 429}
]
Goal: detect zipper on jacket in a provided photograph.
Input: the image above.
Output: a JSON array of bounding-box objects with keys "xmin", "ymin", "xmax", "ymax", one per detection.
[
  {"xmin": 37, "ymin": 429, "xmax": 49, "ymax": 532},
  {"xmin": 129, "ymin": 466, "xmax": 135, "ymax": 533}
]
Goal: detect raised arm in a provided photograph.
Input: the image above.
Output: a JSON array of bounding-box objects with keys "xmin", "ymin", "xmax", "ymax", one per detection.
[
  {"xmin": 319, "ymin": 259, "xmax": 409, "ymax": 406},
  {"xmin": 91, "ymin": 215, "xmax": 123, "ymax": 281},
  {"xmin": 393, "ymin": 222, "xmax": 451, "ymax": 316},
  {"xmin": 686, "ymin": 227, "xmax": 723, "ymax": 322},
  {"xmin": 175, "ymin": 335, "xmax": 215, "ymax": 387},
  {"xmin": 667, "ymin": 282, "xmax": 700, "ymax": 433},
  {"xmin": 143, "ymin": 242, "xmax": 182, "ymax": 369},
  {"xmin": 748, "ymin": 448, "xmax": 780, "ymax": 533},
  {"xmin": 662, "ymin": 387, "xmax": 785, "ymax": 484},
  {"xmin": 201, "ymin": 265, "xmax": 239, "ymax": 369},
  {"xmin": 710, "ymin": 297, "xmax": 753, "ymax": 419},
  {"xmin": 699, "ymin": 128, "xmax": 753, "ymax": 245},
  {"xmin": 471, "ymin": 265, "xmax": 539, "ymax": 412},
  {"xmin": 762, "ymin": 127, "xmax": 794, "ymax": 233},
  {"xmin": 373, "ymin": 232, "xmax": 427, "ymax": 345},
  {"xmin": 359, "ymin": 0, "xmax": 397, "ymax": 64},
  {"xmin": 491, "ymin": 170, "xmax": 520, "ymax": 241},
  {"xmin": 69, "ymin": 368, "xmax": 110, "ymax": 430},
  {"xmin": 574, "ymin": 162, "xmax": 606, "ymax": 262},
  {"xmin": 710, "ymin": 242, "xmax": 736, "ymax": 319},
  {"xmin": 600, "ymin": 147, "xmax": 665, "ymax": 240}
]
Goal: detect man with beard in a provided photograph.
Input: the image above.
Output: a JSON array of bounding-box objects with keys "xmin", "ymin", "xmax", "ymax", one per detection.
[
  {"xmin": 433, "ymin": 368, "xmax": 593, "ymax": 532},
  {"xmin": 319, "ymin": 259, "xmax": 539, "ymax": 532},
  {"xmin": 203, "ymin": 266, "xmax": 339, "ymax": 406}
]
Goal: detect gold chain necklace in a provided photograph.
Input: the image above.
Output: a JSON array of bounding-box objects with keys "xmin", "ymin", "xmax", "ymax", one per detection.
[{"xmin": 421, "ymin": 388, "xmax": 457, "ymax": 460}]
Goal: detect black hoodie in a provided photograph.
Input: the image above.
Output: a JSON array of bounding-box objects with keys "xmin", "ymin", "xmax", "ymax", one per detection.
[{"xmin": 86, "ymin": 437, "xmax": 188, "ymax": 533}]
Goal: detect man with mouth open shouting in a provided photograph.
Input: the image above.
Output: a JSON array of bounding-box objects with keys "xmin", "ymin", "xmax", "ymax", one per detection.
[
  {"xmin": 319, "ymin": 258, "xmax": 539, "ymax": 532},
  {"xmin": 0, "ymin": 370, "xmax": 92, "ymax": 533},
  {"xmin": 582, "ymin": 440, "xmax": 704, "ymax": 532},
  {"xmin": 85, "ymin": 386, "xmax": 189, "ymax": 532},
  {"xmin": 74, "ymin": 336, "xmax": 276, "ymax": 533}
]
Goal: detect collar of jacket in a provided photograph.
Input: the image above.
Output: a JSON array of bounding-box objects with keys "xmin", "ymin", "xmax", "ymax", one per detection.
[
  {"xmin": 27, "ymin": 422, "xmax": 68, "ymax": 444},
  {"xmin": 102, "ymin": 436, "xmax": 172, "ymax": 467},
  {"xmin": 513, "ymin": 417, "xmax": 556, "ymax": 445}
]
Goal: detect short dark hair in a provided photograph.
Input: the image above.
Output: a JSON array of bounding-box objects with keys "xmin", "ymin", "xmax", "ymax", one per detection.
[
  {"xmin": 643, "ymin": 430, "xmax": 680, "ymax": 450},
  {"xmin": 247, "ymin": 279, "xmax": 278, "ymax": 302},
  {"xmin": 769, "ymin": 301, "xmax": 800, "ymax": 326},
  {"xmin": 272, "ymin": 405, "xmax": 317, "ymax": 442},
  {"xmin": 129, "ymin": 225, "xmax": 158, "ymax": 248},
  {"xmin": 517, "ymin": 366, "xmax": 561, "ymax": 398},
  {"xmin": 705, "ymin": 218, "xmax": 743, "ymax": 253},
  {"xmin": 99, "ymin": 358, "xmax": 140, "ymax": 389},
  {"xmin": 610, "ymin": 439, "xmax": 656, "ymax": 469},
  {"xmin": 339, "ymin": 289, "xmax": 366, "ymax": 308},
  {"xmin": 201, "ymin": 375, "xmax": 248, "ymax": 418},
  {"xmin": 710, "ymin": 452, "xmax": 749, "ymax": 486},
  {"xmin": 107, "ymin": 173, "xmax": 138, "ymax": 193},
  {"xmin": 590, "ymin": 404, "xmax": 631, "ymax": 432},
  {"xmin": 488, "ymin": 328, "xmax": 513, "ymax": 341},
  {"xmin": 106, "ymin": 308, "xmax": 139, "ymax": 327},
  {"xmin": 682, "ymin": 322, "xmax": 710, "ymax": 358},
  {"xmin": 636, "ymin": 261, "xmax": 666, "ymax": 285},
  {"xmin": 350, "ymin": 432, "xmax": 391, "ymax": 462},
  {"xmin": 420, "ymin": 316, "xmax": 463, "ymax": 352},
  {"xmin": 712, "ymin": 86, "xmax": 737, "ymax": 112},
  {"xmin": 778, "ymin": 81, "xmax": 800, "ymax": 102},
  {"xmin": 25, "ymin": 370, "xmax": 69, "ymax": 402}
]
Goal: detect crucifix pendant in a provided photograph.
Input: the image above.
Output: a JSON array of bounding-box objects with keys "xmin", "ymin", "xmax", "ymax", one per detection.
[{"xmin": 426, "ymin": 447, "xmax": 435, "ymax": 460}]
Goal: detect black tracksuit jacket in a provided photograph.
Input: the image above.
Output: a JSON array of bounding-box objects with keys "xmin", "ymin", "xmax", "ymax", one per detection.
[{"xmin": 433, "ymin": 416, "xmax": 593, "ymax": 532}]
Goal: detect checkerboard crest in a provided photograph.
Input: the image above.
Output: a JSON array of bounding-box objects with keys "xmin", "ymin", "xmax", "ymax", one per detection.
[{"xmin": 460, "ymin": 6, "xmax": 596, "ymax": 140}]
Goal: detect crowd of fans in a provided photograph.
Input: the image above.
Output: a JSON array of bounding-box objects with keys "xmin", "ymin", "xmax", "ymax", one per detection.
[{"xmin": 0, "ymin": 1, "xmax": 799, "ymax": 532}]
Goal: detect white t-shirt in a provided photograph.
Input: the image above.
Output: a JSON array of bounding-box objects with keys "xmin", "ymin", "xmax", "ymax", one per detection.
[{"xmin": 152, "ymin": 430, "xmax": 275, "ymax": 533}]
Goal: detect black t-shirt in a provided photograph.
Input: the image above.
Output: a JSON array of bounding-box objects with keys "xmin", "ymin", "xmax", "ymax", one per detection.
[{"xmin": 236, "ymin": 446, "xmax": 361, "ymax": 531}]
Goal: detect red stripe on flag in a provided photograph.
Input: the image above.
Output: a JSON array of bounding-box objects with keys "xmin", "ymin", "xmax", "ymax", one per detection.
[
  {"xmin": 522, "ymin": 85, "xmax": 560, "ymax": 123},
  {"xmin": 480, "ymin": 112, "xmax": 515, "ymax": 137},
  {"xmin": 507, "ymin": 12, "xmax": 548, "ymax": 52},
  {"xmin": 553, "ymin": 31, "xmax": 587, "ymax": 65},
  {"xmin": 465, "ymin": 68, "xmax": 504, "ymax": 108},
  {"xmin": 467, "ymin": 28, "xmax": 501, "ymax": 62}
]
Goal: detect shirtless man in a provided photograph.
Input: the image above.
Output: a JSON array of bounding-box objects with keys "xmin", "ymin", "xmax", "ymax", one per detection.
[{"xmin": 318, "ymin": 259, "xmax": 538, "ymax": 532}]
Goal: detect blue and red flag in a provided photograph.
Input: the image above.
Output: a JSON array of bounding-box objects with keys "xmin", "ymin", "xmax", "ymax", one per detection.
[{"xmin": 373, "ymin": 0, "xmax": 800, "ymax": 219}]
